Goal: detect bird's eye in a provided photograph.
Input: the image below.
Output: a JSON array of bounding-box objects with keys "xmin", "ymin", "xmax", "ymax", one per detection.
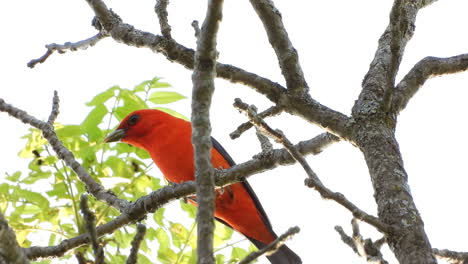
[{"xmin": 127, "ymin": 114, "xmax": 139, "ymax": 126}]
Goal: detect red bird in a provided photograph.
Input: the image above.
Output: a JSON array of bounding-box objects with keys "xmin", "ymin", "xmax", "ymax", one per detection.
[{"xmin": 104, "ymin": 109, "xmax": 301, "ymax": 264}]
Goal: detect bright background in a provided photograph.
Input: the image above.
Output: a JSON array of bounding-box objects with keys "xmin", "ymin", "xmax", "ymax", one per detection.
[{"xmin": 1, "ymin": 0, "xmax": 468, "ymax": 263}]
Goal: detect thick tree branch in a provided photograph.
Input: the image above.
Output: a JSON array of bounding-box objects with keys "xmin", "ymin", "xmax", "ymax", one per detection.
[
  {"xmin": 349, "ymin": 1, "xmax": 441, "ymax": 263},
  {"xmin": 285, "ymin": 95, "xmax": 354, "ymax": 142},
  {"xmin": 0, "ymin": 95, "xmax": 131, "ymax": 212},
  {"xmin": 239, "ymin": 226, "xmax": 300, "ymax": 264},
  {"xmin": 83, "ymin": 0, "xmax": 285, "ymax": 103},
  {"xmin": 249, "ymin": 0, "xmax": 308, "ymax": 94},
  {"xmin": 392, "ymin": 54, "xmax": 468, "ymax": 113},
  {"xmin": 28, "ymin": 33, "xmax": 106, "ymax": 68},
  {"xmin": 352, "ymin": 0, "xmax": 437, "ymax": 118},
  {"xmin": 191, "ymin": 0, "xmax": 224, "ymax": 263},
  {"xmin": 0, "ymin": 211, "xmax": 30, "ymax": 264}
]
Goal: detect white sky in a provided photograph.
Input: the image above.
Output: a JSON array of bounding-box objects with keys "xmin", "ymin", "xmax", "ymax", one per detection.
[{"xmin": 1, "ymin": 0, "xmax": 468, "ymax": 263}]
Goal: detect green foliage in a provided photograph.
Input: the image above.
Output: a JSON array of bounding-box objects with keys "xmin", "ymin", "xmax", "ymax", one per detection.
[{"xmin": 1, "ymin": 77, "xmax": 256, "ymax": 263}]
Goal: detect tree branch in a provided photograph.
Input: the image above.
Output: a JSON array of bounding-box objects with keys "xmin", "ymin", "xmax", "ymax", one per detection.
[
  {"xmin": 433, "ymin": 248, "xmax": 468, "ymax": 264},
  {"xmin": 249, "ymin": 0, "xmax": 308, "ymax": 94},
  {"xmin": 23, "ymin": 129, "xmax": 339, "ymax": 260},
  {"xmin": 230, "ymin": 105, "xmax": 282, "ymax": 139},
  {"xmin": 126, "ymin": 224, "xmax": 146, "ymax": 264},
  {"xmin": 0, "ymin": 211, "xmax": 30, "ymax": 264},
  {"xmin": 83, "ymin": 0, "xmax": 285, "ymax": 103},
  {"xmin": 234, "ymin": 98, "xmax": 321, "ymax": 183},
  {"xmin": 392, "ymin": 54, "xmax": 468, "ymax": 113},
  {"xmin": 80, "ymin": 194, "xmax": 105, "ymax": 264},
  {"xmin": 0, "ymin": 92, "xmax": 340, "ymax": 260},
  {"xmin": 27, "ymin": 33, "xmax": 106, "ymax": 68},
  {"xmin": 352, "ymin": 0, "xmax": 438, "ymax": 118},
  {"xmin": 238, "ymin": 226, "xmax": 300, "ymax": 264},
  {"xmin": 155, "ymin": 0, "xmax": 171, "ymax": 39},
  {"xmin": 191, "ymin": 0, "xmax": 224, "ymax": 263},
  {"xmin": 335, "ymin": 219, "xmax": 388, "ymax": 264},
  {"xmin": 234, "ymin": 98, "xmax": 388, "ymax": 233},
  {"xmin": 0, "ymin": 95, "xmax": 131, "ymax": 212}
]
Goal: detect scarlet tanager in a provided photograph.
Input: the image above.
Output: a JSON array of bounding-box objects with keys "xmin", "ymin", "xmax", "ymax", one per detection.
[{"xmin": 104, "ymin": 109, "xmax": 301, "ymax": 264}]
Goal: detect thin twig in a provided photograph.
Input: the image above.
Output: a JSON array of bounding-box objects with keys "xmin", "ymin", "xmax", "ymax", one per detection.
[
  {"xmin": 433, "ymin": 248, "xmax": 468, "ymax": 264},
  {"xmin": 255, "ymin": 128, "xmax": 273, "ymax": 152},
  {"xmin": 234, "ymin": 98, "xmax": 321, "ymax": 184},
  {"xmin": 28, "ymin": 33, "xmax": 106, "ymax": 68},
  {"xmin": 191, "ymin": 20, "xmax": 201, "ymax": 39},
  {"xmin": 335, "ymin": 219, "xmax": 388, "ymax": 264},
  {"xmin": 230, "ymin": 105, "xmax": 282, "ymax": 139},
  {"xmin": 80, "ymin": 194, "xmax": 105, "ymax": 264},
  {"xmin": 126, "ymin": 224, "xmax": 147, "ymax": 264},
  {"xmin": 155, "ymin": 0, "xmax": 172, "ymax": 38},
  {"xmin": 47, "ymin": 91, "xmax": 60, "ymax": 125},
  {"xmin": 234, "ymin": 98, "xmax": 389, "ymax": 233},
  {"xmin": 239, "ymin": 226, "xmax": 300, "ymax": 264},
  {"xmin": 0, "ymin": 95, "xmax": 131, "ymax": 212}
]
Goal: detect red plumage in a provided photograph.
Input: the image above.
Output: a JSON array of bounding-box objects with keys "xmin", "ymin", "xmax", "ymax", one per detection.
[{"xmin": 105, "ymin": 109, "xmax": 301, "ymax": 264}]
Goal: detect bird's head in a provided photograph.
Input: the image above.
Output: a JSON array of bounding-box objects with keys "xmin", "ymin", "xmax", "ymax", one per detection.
[{"xmin": 103, "ymin": 109, "xmax": 163, "ymax": 147}]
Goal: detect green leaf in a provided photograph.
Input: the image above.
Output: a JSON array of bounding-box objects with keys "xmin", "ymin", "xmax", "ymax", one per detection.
[
  {"xmin": 215, "ymin": 254, "xmax": 225, "ymax": 264},
  {"xmin": 81, "ymin": 103, "xmax": 108, "ymax": 141},
  {"xmin": 158, "ymin": 247, "xmax": 178, "ymax": 264},
  {"xmin": 16, "ymin": 230, "xmax": 31, "ymax": 247},
  {"xmin": 135, "ymin": 147, "xmax": 151, "ymax": 159},
  {"xmin": 108, "ymin": 254, "xmax": 126, "ymax": 263},
  {"xmin": 148, "ymin": 91, "xmax": 186, "ymax": 104},
  {"xmin": 156, "ymin": 228, "xmax": 178, "ymax": 264},
  {"xmin": 48, "ymin": 233, "xmax": 57, "ymax": 246},
  {"xmin": 134, "ymin": 80, "xmax": 152, "ymax": 92},
  {"xmin": 231, "ymin": 247, "xmax": 248, "ymax": 261},
  {"xmin": 104, "ymin": 156, "xmax": 133, "ymax": 178},
  {"xmin": 214, "ymin": 221, "xmax": 234, "ymax": 247},
  {"xmin": 134, "ymin": 77, "xmax": 171, "ymax": 92},
  {"xmin": 155, "ymin": 107, "xmax": 188, "ymax": 121},
  {"xmin": 169, "ymin": 223, "xmax": 189, "ymax": 248},
  {"xmin": 138, "ymin": 253, "xmax": 152, "ymax": 264},
  {"xmin": 180, "ymin": 200, "xmax": 196, "ymax": 219},
  {"xmin": 0, "ymin": 183, "xmax": 10, "ymax": 196},
  {"xmin": 150, "ymin": 81, "xmax": 171, "ymax": 89},
  {"xmin": 13, "ymin": 189, "xmax": 50, "ymax": 208},
  {"xmin": 55, "ymin": 125, "xmax": 83, "ymax": 138},
  {"xmin": 86, "ymin": 86, "xmax": 118, "ymax": 106},
  {"xmin": 18, "ymin": 129, "xmax": 47, "ymax": 158},
  {"xmin": 114, "ymin": 89, "xmax": 148, "ymax": 120},
  {"xmin": 46, "ymin": 183, "xmax": 68, "ymax": 199},
  {"xmin": 5, "ymin": 171, "xmax": 21, "ymax": 182},
  {"xmin": 156, "ymin": 228, "xmax": 170, "ymax": 250},
  {"xmin": 114, "ymin": 229, "xmax": 132, "ymax": 248}
]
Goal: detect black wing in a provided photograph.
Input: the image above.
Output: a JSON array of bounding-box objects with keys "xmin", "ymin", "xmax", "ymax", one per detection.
[{"xmin": 211, "ymin": 136, "xmax": 276, "ymax": 237}]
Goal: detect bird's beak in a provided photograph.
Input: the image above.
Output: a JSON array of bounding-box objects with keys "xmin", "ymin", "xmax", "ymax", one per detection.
[{"xmin": 103, "ymin": 129, "xmax": 127, "ymax": 143}]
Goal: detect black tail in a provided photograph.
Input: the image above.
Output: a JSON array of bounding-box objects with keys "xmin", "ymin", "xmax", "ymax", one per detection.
[{"xmin": 249, "ymin": 238, "xmax": 302, "ymax": 264}]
